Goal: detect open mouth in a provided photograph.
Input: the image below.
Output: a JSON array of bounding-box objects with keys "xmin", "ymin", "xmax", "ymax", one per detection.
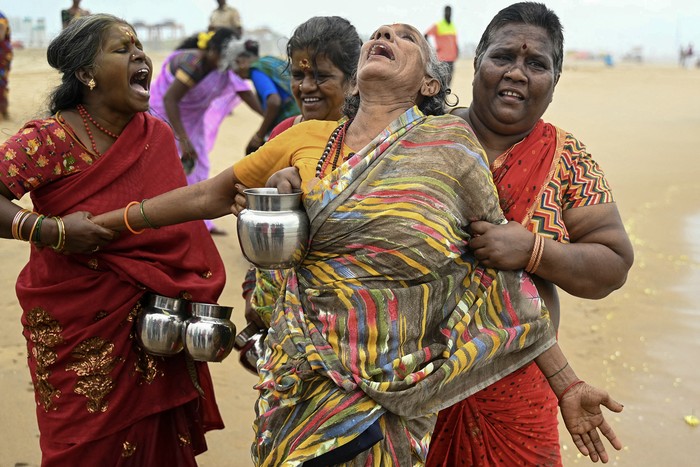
[
  {"xmin": 368, "ymin": 43, "xmax": 395, "ymax": 60},
  {"xmin": 130, "ymin": 68, "xmax": 150, "ymax": 95},
  {"xmin": 301, "ymin": 97, "xmax": 321, "ymax": 105}
]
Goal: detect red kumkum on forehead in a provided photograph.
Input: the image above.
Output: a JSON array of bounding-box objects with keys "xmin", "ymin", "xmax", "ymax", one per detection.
[
  {"xmin": 121, "ymin": 26, "xmax": 135, "ymax": 44},
  {"xmin": 522, "ymin": 43, "xmax": 527, "ymax": 50}
]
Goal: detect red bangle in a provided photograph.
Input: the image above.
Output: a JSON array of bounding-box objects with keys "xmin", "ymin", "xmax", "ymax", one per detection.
[{"xmin": 558, "ymin": 379, "xmax": 585, "ymax": 403}]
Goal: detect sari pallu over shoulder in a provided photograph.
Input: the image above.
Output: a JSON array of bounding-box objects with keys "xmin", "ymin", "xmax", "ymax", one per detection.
[
  {"xmin": 253, "ymin": 108, "xmax": 556, "ymax": 465},
  {"xmin": 490, "ymin": 119, "xmax": 565, "ymax": 229},
  {"xmin": 17, "ymin": 112, "xmax": 225, "ymax": 444}
]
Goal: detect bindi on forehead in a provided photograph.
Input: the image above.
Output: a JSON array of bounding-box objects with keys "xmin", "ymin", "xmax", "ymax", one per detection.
[
  {"xmin": 121, "ymin": 26, "xmax": 135, "ymax": 44},
  {"xmin": 522, "ymin": 43, "xmax": 527, "ymax": 50},
  {"xmin": 298, "ymin": 58, "xmax": 311, "ymax": 72}
]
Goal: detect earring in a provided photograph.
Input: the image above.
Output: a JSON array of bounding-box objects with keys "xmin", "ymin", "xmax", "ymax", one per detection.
[{"xmin": 88, "ymin": 78, "xmax": 96, "ymax": 91}]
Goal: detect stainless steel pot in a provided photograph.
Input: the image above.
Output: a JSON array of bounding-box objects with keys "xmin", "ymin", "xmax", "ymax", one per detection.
[
  {"xmin": 237, "ymin": 188, "xmax": 309, "ymax": 270},
  {"xmin": 136, "ymin": 293, "xmax": 188, "ymax": 356},
  {"xmin": 182, "ymin": 302, "xmax": 236, "ymax": 362}
]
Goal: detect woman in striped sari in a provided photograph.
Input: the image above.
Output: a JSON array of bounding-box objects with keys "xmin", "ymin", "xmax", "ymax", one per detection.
[{"xmin": 93, "ymin": 23, "xmax": 623, "ymax": 466}]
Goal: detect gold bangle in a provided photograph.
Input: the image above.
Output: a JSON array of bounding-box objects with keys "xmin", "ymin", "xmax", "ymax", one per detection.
[
  {"xmin": 525, "ymin": 234, "xmax": 541, "ymax": 273},
  {"xmin": 139, "ymin": 199, "xmax": 159, "ymax": 229},
  {"xmin": 17, "ymin": 211, "xmax": 33, "ymax": 241},
  {"xmin": 12, "ymin": 209, "xmax": 32, "ymax": 240},
  {"xmin": 11, "ymin": 209, "xmax": 26, "ymax": 239},
  {"xmin": 530, "ymin": 235, "xmax": 545, "ymax": 274},
  {"xmin": 51, "ymin": 216, "xmax": 66, "ymax": 251},
  {"xmin": 124, "ymin": 201, "xmax": 145, "ymax": 235}
]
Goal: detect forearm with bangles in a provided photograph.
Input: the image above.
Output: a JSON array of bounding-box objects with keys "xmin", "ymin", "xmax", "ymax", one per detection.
[{"xmin": 9, "ymin": 207, "xmax": 66, "ymax": 251}]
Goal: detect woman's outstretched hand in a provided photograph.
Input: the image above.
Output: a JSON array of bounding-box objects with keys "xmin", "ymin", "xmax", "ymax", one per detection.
[{"xmin": 559, "ymin": 381, "xmax": 624, "ymax": 463}]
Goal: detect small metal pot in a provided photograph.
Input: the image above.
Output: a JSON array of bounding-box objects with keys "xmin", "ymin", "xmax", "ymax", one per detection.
[
  {"xmin": 182, "ymin": 302, "xmax": 236, "ymax": 362},
  {"xmin": 136, "ymin": 293, "xmax": 189, "ymax": 356},
  {"xmin": 237, "ymin": 188, "xmax": 310, "ymax": 270}
]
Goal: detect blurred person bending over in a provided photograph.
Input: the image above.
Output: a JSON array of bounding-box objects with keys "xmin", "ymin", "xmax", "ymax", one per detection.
[{"xmin": 149, "ymin": 28, "xmax": 262, "ymax": 234}]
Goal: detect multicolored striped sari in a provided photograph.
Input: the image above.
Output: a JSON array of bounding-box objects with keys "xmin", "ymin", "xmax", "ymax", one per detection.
[{"xmin": 252, "ymin": 107, "xmax": 556, "ymax": 465}]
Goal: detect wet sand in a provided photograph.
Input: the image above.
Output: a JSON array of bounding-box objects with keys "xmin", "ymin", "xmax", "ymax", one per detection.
[{"xmin": 0, "ymin": 49, "xmax": 698, "ymax": 466}]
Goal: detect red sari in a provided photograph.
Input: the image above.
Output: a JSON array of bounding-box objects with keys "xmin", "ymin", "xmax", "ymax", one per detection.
[
  {"xmin": 1, "ymin": 112, "xmax": 226, "ymax": 464},
  {"xmin": 427, "ymin": 120, "xmax": 564, "ymax": 466}
]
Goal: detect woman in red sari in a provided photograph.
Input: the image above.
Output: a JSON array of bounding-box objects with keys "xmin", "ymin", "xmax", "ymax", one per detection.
[
  {"xmin": 427, "ymin": 3, "xmax": 635, "ymax": 465},
  {"xmin": 0, "ymin": 14, "xmax": 226, "ymax": 465}
]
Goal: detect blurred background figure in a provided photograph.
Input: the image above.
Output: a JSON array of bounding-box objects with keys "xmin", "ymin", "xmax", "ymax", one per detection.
[
  {"xmin": 61, "ymin": 0, "xmax": 90, "ymax": 29},
  {"xmin": 149, "ymin": 28, "xmax": 262, "ymax": 234},
  {"xmin": 209, "ymin": 0, "xmax": 242, "ymax": 39},
  {"xmin": 679, "ymin": 42, "xmax": 694, "ymax": 68},
  {"xmin": 0, "ymin": 10, "xmax": 11, "ymax": 120},
  {"xmin": 231, "ymin": 39, "xmax": 300, "ymax": 154},
  {"xmin": 425, "ymin": 5, "xmax": 459, "ymax": 87}
]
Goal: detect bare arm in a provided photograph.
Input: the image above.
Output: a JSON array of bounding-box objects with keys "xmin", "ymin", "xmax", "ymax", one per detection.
[
  {"xmin": 163, "ymin": 79, "xmax": 197, "ymax": 162},
  {"xmin": 237, "ymin": 90, "xmax": 264, "ymax": 116},
  {"xmin": 1, "ymin": 182, "xmax": 115, "ymax": 253},
  {"xmin": 246, "ymin": 93, "xmax": 282, "ymax": 154},
  {"xmin": 91, "ymin": 168, "xmax": 241, "ymax": 232},
  {"xmin": 470, "ymin": 202, "xmax": 634, "ymax": 299}
]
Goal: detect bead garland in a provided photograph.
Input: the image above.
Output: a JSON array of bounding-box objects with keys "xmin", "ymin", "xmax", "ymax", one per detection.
[
  {"xmin": 316, "ymin": 120, "xmax": 354, "ymax": 178},
  {"xmin": 76, "ymin": 104, "xmax": 121, "ymax": 156},
  {"xmin": 77, "ymin": 104, "xmax": 120, "ymax": 138}
]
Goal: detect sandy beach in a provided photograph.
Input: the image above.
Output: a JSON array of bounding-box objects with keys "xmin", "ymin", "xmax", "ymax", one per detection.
[{"xmin": 0, "ymin": 48, "xmax": 698, "ymax": 466}]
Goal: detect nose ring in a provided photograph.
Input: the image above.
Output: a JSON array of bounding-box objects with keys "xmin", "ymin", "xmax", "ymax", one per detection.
[{"xmin": 298, "ymin": 83, "xmax": 302, "ymax": 91}]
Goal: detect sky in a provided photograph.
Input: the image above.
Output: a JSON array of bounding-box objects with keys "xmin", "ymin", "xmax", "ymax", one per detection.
[{"xmin": 4, "ymin": 0, "xmax": 700, "ymax": 62}]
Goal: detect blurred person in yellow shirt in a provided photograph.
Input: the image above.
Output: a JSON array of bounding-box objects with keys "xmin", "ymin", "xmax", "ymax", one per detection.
[{"xmin": 425, "ymin": 5, "xmax": 459, "ymax": 87}]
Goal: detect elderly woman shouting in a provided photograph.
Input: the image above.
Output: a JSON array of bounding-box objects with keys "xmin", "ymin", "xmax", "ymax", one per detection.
[{"xmin": 93, "ymin": 23, "xmax": 623, "ymax": 465}]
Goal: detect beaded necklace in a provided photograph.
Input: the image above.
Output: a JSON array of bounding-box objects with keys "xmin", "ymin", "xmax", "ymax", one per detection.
[
  {"xmin": 76, "ymin": 104, "xmax": 121, "ymax": 155},
  {"xmin": 316, "ymin": 120, "xmax": 354, "ymax": 178}
]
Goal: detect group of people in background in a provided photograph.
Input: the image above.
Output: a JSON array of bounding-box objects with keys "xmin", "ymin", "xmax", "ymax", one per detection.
[{"xmin": 0, "ymin": 1, "xmax": 636, "ymax": 466}]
